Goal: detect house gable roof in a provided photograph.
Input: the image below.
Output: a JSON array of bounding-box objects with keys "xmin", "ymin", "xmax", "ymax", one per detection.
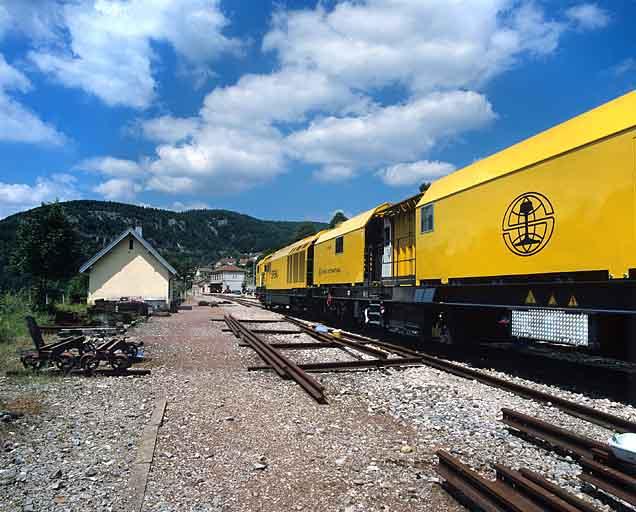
[
  {"xmin": 79, "ymin": 228, "xmax": 177, "ymax": 275},
  {"xmin": 214, "ymin": 265, "xmax": 245, "ymax": 273}
]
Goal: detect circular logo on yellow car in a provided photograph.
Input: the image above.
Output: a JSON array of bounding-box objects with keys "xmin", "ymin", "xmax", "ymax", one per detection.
[{"xmin": 502, "ymin": 192, "xmax": 555, "ymax": 256}]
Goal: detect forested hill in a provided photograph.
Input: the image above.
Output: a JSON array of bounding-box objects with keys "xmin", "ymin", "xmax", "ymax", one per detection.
[{"xmin": 0, "ymin": 200, "xmax": 327, "ymax": 289}]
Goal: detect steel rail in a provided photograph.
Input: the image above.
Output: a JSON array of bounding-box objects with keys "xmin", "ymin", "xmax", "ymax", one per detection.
[
  {"xmin": 579, "ymin": 457, "xmax": 636, "ymax": 506},
  {"xmin": 435, "ymin": 450, "xmax": 600, "ymax": 512},
  {"xmin": 517, "ymin": 469, "xmax": 601, "ymax": 512},
  {"xmin": 501, "ymin": 408, "xmax": 636, "ymax": 507},
  {"xmin": 248, "ymin": 357, "xmax": 423, "ymax": 372},
  {"xmin": 414, "ymin": 352, "xmax": 636, "ymax": 433},
  {"xmin": 279, "ymin": 314, "xmax": 636, "ymax": 433},
  {"xmin": 225, "ymin": 314, "xmax": 327, "ymax": 404},
  {"xmin": 437, "ymin": 450, "xmax": 602, "ymax": 512},
  {"xmin": 501, "ymin": 408, "xmax": 607, "ymax": 459},
  {"xmin": 223, "ymin": 306, "xmax": 636, "ymax": 433}
]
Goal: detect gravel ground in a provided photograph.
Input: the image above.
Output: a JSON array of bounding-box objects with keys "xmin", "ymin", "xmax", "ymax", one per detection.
[{"xmin": 2, "ymin": 298, "xmax": 634, "ymax": 511}]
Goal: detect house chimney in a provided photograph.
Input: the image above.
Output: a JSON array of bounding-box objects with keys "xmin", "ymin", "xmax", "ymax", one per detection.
[{"xmin": 135, "ymin": 225, "xmax": 143, "ymax": 237}]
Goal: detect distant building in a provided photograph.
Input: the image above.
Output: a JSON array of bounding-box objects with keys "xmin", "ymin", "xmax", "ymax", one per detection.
[
  {"xmin": 79, "ymin": 227, "xmax": 177, "ymax": 309},
  {"xmin": 215, "ymin": 257, "xmax": 236, "ymax": 268},
  {"xmin": 196, "ymin": 266, "xmax": 214, "ymax": 278},
  {"xmin": 209, "ymin": 265, "xmax": 246, "ymax": 293}
]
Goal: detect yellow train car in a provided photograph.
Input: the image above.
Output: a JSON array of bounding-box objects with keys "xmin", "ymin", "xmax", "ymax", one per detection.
[
  {"xmin": 255, "ymin": 255, "xmax": 271, "ymax": 289},
  {"xmin": 314, "ymin": 204, "xmax": 389, "ymax": 286},
  {"xmin": 416, "ymin": 91, "xmax": 636, "ymax": 284},
  {"xmin": 258, "ymin": 91, "xmax": 636, "ymax": 356},
  {"xmin": 260, "ymin": 231, "xmax": 324, "ymax": 290}
]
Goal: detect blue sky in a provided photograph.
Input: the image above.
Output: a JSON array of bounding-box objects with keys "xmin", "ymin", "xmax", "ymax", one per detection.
[{"xmin": 0, "ymin": 0, "xmax": 633, "ymax": 221}]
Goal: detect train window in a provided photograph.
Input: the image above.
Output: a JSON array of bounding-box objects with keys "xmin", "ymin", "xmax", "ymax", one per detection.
[
  {"xmin": 421, "ymin": 204, "xmax": 434, "ymax": 233},
  {"xmin": 335, "ymin": 236, "xmax": 344, "ymax": 254},
  {"xmin": 384, "ymin": 227, "xmax": 391, "ymax": 246}
]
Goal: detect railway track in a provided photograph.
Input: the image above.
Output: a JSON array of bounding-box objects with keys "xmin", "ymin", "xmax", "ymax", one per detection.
[
  {"xmin": 223, "ymin": 313, "xmax": 424, "ymax": 404},
  {"xmin": 214, "ymin": 299, "xmax": 636, "ymax": 510},
  {"xmin": 215, "ymin": 296, "xmax": 636, "ymax": 433}
]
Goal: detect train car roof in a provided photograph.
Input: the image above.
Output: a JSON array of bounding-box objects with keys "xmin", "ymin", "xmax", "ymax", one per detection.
[
  {"xmin": 316, "ymin": 203, "xmax": 390, "ymax": 244},
  {"xmin": 267, "ymin": 230, "xmax": 326, "ymax": 261},
  {"xmin": 418, "ymin": 90, "xmax": 636, "ymax": 207}
]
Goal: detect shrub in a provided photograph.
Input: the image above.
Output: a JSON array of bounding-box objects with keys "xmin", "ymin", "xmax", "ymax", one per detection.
[{"xmin": 0, "ymin": 291, "xmax": 49, "ymax": 344}]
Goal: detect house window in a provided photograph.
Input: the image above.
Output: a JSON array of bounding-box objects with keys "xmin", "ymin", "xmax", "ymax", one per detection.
[
  {"xmin": 129, "ymin": 237, "xmax": 134, "ymax": 250},
  {"xmin": 335, "ymin": 236, "xmax": 344, "ymax": 254},
  {"xmin": 420, "ymin": 204, "xmax": 434, "ymax": 233}
]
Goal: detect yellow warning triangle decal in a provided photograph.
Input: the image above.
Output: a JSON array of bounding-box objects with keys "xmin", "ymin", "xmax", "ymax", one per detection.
[
  {"xmin": 568, "ymin": 295, "xmax": 578, "ymax": 307},
  {"xmin": 548, "ymin": 293, "xmax": 557, "ymax": 306},
  {"xmin": 525, "ymin": 290, "xmax": 537, "ymax": 305}
]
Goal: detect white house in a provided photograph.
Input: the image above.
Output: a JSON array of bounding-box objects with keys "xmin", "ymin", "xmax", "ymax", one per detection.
[
  {"xmin": 209, "ymin": 265, "xmax": 245, "ymax": 293},
  {"xmin": 79, "ymin": 227, "xmax": 177, "ymax": 309}
]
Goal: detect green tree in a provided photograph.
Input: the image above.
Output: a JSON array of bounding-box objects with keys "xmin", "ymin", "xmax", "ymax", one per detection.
[
  {"xmin": 293, "ymin": 222, "xmax": 317, "ymax": 242},
  {"xmin": 329, "ymin": 211, "xmax": 348, "ymax": 228},
  {"xmin": 168, "ymin": 256, "xmax": 197, "ymax": 296},
  {"xmin": 11, "ymin": 202, "xmax": 81, "ymax": 307},
  {"xmin": 419, "ymin": 182, "xmax": 431, "ymax": 193}
]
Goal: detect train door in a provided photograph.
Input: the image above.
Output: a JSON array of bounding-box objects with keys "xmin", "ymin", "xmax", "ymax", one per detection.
[{"xmin": 382, "ymin": 218, "xmax": 392, "ymax": 279}]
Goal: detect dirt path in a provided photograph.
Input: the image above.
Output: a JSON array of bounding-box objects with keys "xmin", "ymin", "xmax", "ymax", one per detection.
[{"xmin": 137, "ymin": 302, "xmax": 461, "ymax": 512}]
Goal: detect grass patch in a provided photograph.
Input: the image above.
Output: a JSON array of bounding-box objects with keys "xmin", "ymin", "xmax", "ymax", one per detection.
[{"xmin": 0, "ymin": 291, "xmax": 51, "ymax": 374}]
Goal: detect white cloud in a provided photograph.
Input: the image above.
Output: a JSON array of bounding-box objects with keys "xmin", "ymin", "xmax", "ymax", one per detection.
[
  {"xmin": 613, "ymin": 58, "xmax": 636, "ymax": 76},
  {"xmin": 565, "ymin": 3, "xmax": 610, "ymax": 30},
  {"xmin": 93, "ymin": 178, "xmax": 142, "ymax": 201},
  {"xmin": 29, "ymin": 0, "xmax": 241, "ymax": 109},
  {"xmin": 201, "ymin": 68, "xmax": 360, "ymax": 126},
  {"xmin": 0, "ymin": 174, "xmax": 80, "ymax": 218},
  {"xmin": 0, "ymin": 53, "xmax": 66, "ymax": 146},
  {"xmin": 171, "ymin": 200, "xmax": 209, "ymax": 211},
  {"xmin": 264, "ymin": 0, "xmax": 567, "ymax": 95},
  {"xmin": 139, "ymin": 116, "xmax": 199, "ymax": 144},
  {"xmin": 314, "ymin": 165, "xmax": 356, "ymax": 183},
  {"xmin": 378, "ymin": 160, "xmax": 456, "ymax": 186},
  {"xmin": 0, "ymin": 0, "xmax": 62, "ymax": 41},
  {"xmin": 146, "ymin": 175, "xmax": 195, "ymax": 193},
  {"xmin": 288, "ymin": 91, "xmax": 495, "ymax": 179},
  {"xmin": 84, "ymin": 0, "xmax": 595, "ymax": 196},
  {"xmin": 77, "ymin": 156, "xmax": 144, "ymax": 177},
  {"xmin": 146, "ymin": 123, "xmax": 286, "ymax": 194}
]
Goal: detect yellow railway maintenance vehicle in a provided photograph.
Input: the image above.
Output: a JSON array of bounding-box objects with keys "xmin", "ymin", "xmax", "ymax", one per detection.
[{"xmin": 257, "ymin": 91, "xmax": 636, "ymax": 359}]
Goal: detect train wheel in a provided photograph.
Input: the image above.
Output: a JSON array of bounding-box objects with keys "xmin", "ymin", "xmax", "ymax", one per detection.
[
  {"xmin": 109, "ymin": 354, "xmax": 131, "ymax": 371},
  {"xmin": 80, "ymin": 354, "xmax": 100, "ymax": 375},
  {"xmin": 55, "ymin": 354, "xmax": 76, "ymax": 375}
]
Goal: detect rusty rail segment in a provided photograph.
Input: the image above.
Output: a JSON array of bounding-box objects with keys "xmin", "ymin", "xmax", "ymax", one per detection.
[
  {"xmin": 410, "ymin": 351, "xmax": 636, "ymax": 434},
  {"xmin": 516, "ymin": 469, "xmax": 601, "ymax": 512},
  {"xmin": 436, "ymin": 451, "xmax": 599, "ymax": 512},
  {"xmin": 224, "ymin": 314, "xmax": 327, "ymax": 404},
  {"xmin": 248, "ymin": 357, "xmax": 424, "ymax": 372},
  {"xmin": 502, "ymin": 409, "xmax": 636, "ymax": 507}
]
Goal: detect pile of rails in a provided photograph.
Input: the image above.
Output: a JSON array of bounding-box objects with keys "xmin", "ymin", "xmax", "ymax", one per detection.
[
  {"xmin": 435, "ymin": 394, "xmax": 636, "ymax": 510},
  {"xmin": 19, "ymin": 316, "xmax": 146, "ymax": 376},
  {"xmin": 223, "ymin": 313, "xmax": 423, "ymax": 404}
]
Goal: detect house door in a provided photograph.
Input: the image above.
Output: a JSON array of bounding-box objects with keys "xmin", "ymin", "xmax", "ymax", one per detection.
[{"xmin": 382, "ymin": 218, "xmax": 392, "ymax": 279}]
